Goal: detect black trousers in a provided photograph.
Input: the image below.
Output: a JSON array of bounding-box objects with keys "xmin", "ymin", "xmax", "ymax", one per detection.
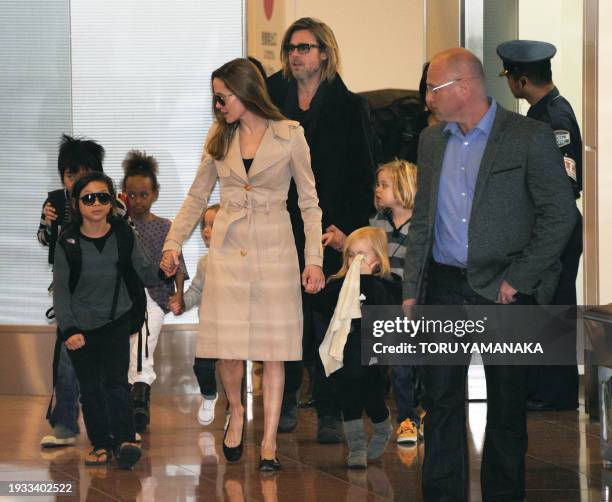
[
  {"xmin": 68, "ymin": 313, "xmax": 135, "ymax": 451},
  {"xmin": 336, "ymin": 331, "xmax": 389, "ymax": 423},
  {"xmin": 421, "ymin": 263, "xmax": 531, "ymax": 502},
  {"xmin": 284, "ymin": 292, "xmax": 342, "ymax": 418},
  {"xmin": 527, "ymin": 213, "xmax": 582, "ymax": 408}
]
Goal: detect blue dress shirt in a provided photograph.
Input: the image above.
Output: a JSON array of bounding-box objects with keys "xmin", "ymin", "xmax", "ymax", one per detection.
[{"xmin": 432, "ymin": 99, "xmax": 497, "ymax": 268}]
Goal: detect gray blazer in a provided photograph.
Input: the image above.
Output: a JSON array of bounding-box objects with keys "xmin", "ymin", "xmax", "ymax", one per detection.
[{"xmin": 403, "ymin": 104, "xmax": 577, "ymax": 305}]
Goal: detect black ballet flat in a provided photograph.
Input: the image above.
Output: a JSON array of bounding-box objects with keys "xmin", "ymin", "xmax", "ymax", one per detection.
[
  {"xmin": 259, "ymin": 456, "xmax": 282, "ymax": 471},
  {"xmin": 222, "ymin": 415, "xmax": 244, "ymax": 462}
]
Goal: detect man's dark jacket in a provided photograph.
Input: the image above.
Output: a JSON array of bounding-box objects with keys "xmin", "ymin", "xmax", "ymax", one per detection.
[{"xmin": 267, "ymin": 71, "xmax": 376, "ymax": 275}]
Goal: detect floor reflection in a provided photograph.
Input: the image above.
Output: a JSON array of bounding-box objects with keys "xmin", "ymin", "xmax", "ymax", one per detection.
[{"xmin": 0, "ymin": 390, "xmax": 604, "ymax": 501}]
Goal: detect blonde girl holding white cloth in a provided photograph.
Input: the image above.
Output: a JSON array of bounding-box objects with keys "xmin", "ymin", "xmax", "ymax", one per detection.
[{"xmin": 315, "ymin": 227, "xmax": 401, "ymax": 469}]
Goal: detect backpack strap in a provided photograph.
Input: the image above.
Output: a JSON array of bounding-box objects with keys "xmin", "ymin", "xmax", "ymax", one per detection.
[
  {"xmin": 57, "ymin": 224, "xmax": 82, "ymax": 295},
  {"xmin": 111, "ymin": 219, "xmax": 149, "ymax": 373}
]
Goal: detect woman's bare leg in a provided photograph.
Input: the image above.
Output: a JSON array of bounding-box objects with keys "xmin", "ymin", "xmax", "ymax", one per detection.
[
  {"xmin": 218, "ymin": 359, "xmax": 245, "ymax": 447},
  {"xmin": 261, "ymin": 361, "xmax": 284, "ymax": 459}
]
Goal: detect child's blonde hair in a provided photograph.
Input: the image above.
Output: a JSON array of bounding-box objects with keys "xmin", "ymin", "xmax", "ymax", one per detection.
[
  {"xmin": 201, "ymin": 203, "xmax": 220, "ymax": 229},
  {"xmin": 330, "ymin": 227, "xmax": 391, "ymax": 280},
  {"xmin": 375, "ymin": 159, "xmax": 417, "ymax": 211}
]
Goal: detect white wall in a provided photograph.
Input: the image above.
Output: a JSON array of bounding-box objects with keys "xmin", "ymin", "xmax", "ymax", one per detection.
[
  {"xmin": 598, "ymin": 0, "xmax": 612, "ymax": 304},
  {"xmin": 518, "ymin": 0, "xmax": 583, "ymax": 126},
  {"xmin": 248, "ymin": 0, "xmax": 425, "ymax": 92}
]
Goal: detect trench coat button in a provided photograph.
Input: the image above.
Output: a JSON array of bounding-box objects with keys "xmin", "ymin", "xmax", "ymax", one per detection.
[
  {"xmin": 240, "ymin": 249, "xmax": 248, "ymax": 257},
  {"xmin": 244, "ymin": 184, "xmax": 252, "ymax": 191}
]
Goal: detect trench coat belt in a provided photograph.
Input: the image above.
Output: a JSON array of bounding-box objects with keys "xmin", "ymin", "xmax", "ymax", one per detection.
[{"xmin": 218, "ymin": 197, "xmax": 287, "ymax": 279}]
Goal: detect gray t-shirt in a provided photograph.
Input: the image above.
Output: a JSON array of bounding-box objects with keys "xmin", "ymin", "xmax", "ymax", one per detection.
[{"xmin": 53, "ymin": 227, "xmax": 162, "ymax": 336}]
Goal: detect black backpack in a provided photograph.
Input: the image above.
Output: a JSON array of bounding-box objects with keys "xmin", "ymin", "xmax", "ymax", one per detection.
[{"xmin": 58, "ymin": 217, "xmax": 149, "ymax": 370}]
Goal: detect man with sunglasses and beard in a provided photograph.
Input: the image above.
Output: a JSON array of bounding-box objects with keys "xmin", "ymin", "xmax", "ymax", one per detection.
[{"xmin": 267, "ymin": 17, "xmax": 376, "ymax": 443}]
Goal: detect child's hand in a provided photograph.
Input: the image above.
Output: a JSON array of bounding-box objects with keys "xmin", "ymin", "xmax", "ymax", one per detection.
[
  {"xmin": 161, "ymin": 250, "xmax": 180, "ymax": 277},
  {"xmin": 43, "ymin": 202, "xmax": 58, "ymax": 224},
  {"xmin": 168, "ymin": 294, "xmax": 185, "ymax": 315},
  {"xmin": 322, "ymin": 224, "xmax": 347, "ymax": 252},
  {"xmin": 65, "ymin": 334, "xmax": 85, "ymax": 350},
  {"xmin": 360, "ymin": 259, "xmax": 379, "ymax": 275}
]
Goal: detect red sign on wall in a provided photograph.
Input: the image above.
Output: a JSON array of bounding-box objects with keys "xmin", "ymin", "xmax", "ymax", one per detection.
[{"xmin": 264, "ymin": 0, "xmax": 274, "ymax": 20}]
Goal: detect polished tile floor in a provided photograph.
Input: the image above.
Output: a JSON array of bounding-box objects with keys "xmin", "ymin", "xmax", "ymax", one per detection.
[{"xmin": 0, "ymin": 390, "xmax": 609, "ymax": 501}]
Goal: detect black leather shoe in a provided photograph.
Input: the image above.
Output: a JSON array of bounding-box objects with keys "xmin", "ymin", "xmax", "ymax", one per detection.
[
  {"xmin": 526, "ymin": 400, "xmax": 578, "ymax": 412},
  {"xmin": 259, "ymin": 456, "xmax": 282, "ymax": 471},
  {"xmin": 222, "ymin": 415, "xmax": 244, "ymax": 462}
]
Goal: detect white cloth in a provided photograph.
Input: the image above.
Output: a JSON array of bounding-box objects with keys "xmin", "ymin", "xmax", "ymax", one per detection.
[
  {"xmin": 319, "ymin": 255, "xmax": 364, "ymax": 377},
  {"xmin": 128, "ymin": 289, "xmax": 166, "ymax": 385}
]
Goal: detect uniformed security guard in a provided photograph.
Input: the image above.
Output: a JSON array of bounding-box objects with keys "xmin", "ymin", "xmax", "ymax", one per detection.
[{"xmin": 497, "ymin": 39, "xmax": 582, "ymax": 411}]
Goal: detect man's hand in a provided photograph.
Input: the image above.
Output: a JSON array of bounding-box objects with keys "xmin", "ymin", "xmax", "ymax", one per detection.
[
  {"xmin": 43, "ymin": 202, "xmax": 58, "ymax": 225},
  {"xmin": 497, "ymin": 280, "xmax": 517, "ymax": 304},
  {"xmin": 161, "ymin": 250, "xmax": 180, "ymax": 277},
  {"xmin": 168, "ymin": 294, "xmax": 185, "ymax": 315},
  {"xmin": 65, "ymin": 333, "xmax": 85, "ymax": 350},
  {"xmin": 402, "ymin": 298, "xmax": 416, "ymax": 319},
  {"xmin": 322, "ymin": 224, "xmax": 347, "ymax": 252},
  {"xmin": 302, "ymin": 265, "xmax": 325, "ymax": 294}
]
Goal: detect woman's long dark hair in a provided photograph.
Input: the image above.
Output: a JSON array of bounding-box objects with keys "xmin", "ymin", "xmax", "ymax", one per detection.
[
  {"xmin": 206, "ymin": 58, "xmax": 285, "ymax": 160},
  {"xmin": 70, "ymin": 171, "xmax": 117, "ymax": 226}
]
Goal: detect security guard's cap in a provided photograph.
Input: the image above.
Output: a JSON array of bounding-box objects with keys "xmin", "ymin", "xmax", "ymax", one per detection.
[{"xmin": 496, "ymin": 40, "xmax": 556, "ymax": 77}]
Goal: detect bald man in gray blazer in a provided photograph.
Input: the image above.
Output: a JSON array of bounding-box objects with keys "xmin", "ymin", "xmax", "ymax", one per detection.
[{"xmin": 402, "ymin": 49, "xmax": 576, "ymax": 502}]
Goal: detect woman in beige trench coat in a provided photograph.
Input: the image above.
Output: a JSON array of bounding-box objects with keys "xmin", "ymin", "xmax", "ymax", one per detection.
[{"xmin": 160, "ymin": 59, "xmax": 324, "ymax": 470}]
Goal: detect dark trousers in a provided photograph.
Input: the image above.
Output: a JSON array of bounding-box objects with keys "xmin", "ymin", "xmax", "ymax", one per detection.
[
  {"xmin": 527, "ymin": 213, "xmax": 582, "ymax": 408},
  {"xmin": 193, "ymin": 358, "xmax": 217, "ymax": 398},
  {"xmin": 49, "ymin": 344, "xmax": 80, "ymax": 434},
  {"xmin": 422, "ymin": 263, "xmax": 530, "ymax": 502},
  {"xmin": 68, "ymin": 313, "xmax": 135, "ymax": 450},
  {"xmin": 337, "ymin": 331, "xmax": 389, "ymax": 423},
  {"xmin": 284, "ymin": 292, "xmax": 342, "ymax": 419}
]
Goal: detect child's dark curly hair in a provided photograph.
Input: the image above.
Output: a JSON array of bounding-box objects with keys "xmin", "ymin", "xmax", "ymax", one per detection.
[{"xmin": 121, "ymin": 150, "xmax": 160, "ymax": 192}]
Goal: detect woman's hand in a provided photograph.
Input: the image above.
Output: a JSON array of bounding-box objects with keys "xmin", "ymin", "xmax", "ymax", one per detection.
[
  {"xmin": 161, "ymin": 250, "xmax": 180, "ymax": 277},
  {"xmin": 302, "ymin": 265, "xmax": 325, "ymax": 294},
  {"xmin": 65, "ymin": 334, "xmax": 85, "ymax": 350}
]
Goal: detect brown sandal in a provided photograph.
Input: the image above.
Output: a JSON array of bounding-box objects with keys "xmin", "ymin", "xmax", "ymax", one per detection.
[{"xmin": 85, "ymin": 448, "xmax": 111, "ymax": 466}]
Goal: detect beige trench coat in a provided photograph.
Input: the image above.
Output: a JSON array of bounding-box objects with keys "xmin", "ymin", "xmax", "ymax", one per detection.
[{"xmin": 164, "ymin": 120, "xmax": 323, "ymax": 361}]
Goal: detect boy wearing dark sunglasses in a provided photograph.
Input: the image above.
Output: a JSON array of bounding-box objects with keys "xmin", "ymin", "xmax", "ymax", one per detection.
[{"xmin": 38, "ymin": 134, "xmax": 131, "ymax": 452}]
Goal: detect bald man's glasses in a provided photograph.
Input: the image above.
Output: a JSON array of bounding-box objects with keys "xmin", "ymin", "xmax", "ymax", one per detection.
[{"xmin": 426, "ymin": 78, "xmax": 464, "ymax": 94}]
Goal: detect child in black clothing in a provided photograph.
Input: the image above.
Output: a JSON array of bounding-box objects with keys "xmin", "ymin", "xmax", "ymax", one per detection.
[
  {"xmin": 53, "ymin": 172, "xmax": 162, "ymax": 469},
  {"xmin": 315, "ymin": 227, "xmax": 401, "ymax": 469},
  {"xmin": 38, "ymin": 134, "xmax": 106, "ymax": 450}
]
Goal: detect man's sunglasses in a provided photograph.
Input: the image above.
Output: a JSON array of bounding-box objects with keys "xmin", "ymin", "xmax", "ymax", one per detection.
[
  {"xmin": 213, "ymin": 93, "xmax": 234, "ymax": 107},
  {"xmin": 80, "ymin": 192, "xmax": 112, "ymax": 206},
  {"xmin": 284, "ymin": 43, "xmax": 320, "ymax": 55}
]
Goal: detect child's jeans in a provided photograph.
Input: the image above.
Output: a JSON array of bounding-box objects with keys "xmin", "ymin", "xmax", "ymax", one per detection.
[
  {"xmin": 68, "ymin": 312, "xmax": 135, "ymax": 450},
  {"xmin": 193, "ymin": 358, "xmax": 217, "ymax": 398},
  {"xmin": 49, "ymin": 344, "xmax": 80, "ymax": 435},
  {"xmin": 392, "ymin": 365, "xmax": 421, "ymax": 426}
]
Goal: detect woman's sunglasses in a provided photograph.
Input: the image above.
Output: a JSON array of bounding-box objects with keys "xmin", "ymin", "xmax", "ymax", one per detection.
[
  {"xmin": 80, "ymin": 192, "xmax": 112, "ymax": 206},
  {"xmin": 213, "ymin": 93, "xmax": 233, "ymax": 107}
]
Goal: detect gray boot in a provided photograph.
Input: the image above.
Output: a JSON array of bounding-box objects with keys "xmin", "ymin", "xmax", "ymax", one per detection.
[
  {"xmin": 343, "ymin": 419, "xmax": 367, "ymax": 469},
  {"xmin": 367, "ymin": 416, "xmax": 392, "ymax": 460}
]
